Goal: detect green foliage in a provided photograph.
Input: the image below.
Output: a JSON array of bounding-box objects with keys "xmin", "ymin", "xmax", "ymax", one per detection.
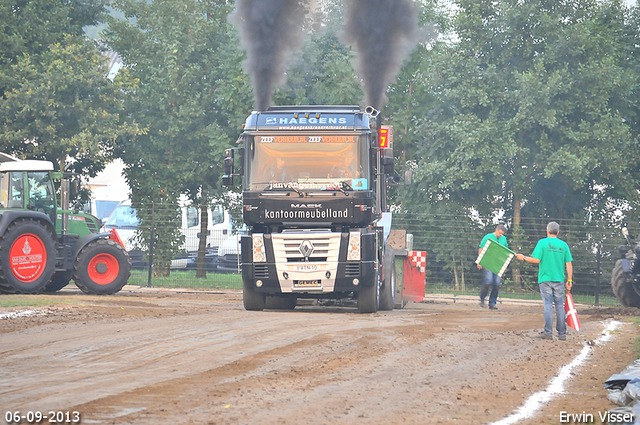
[
  {"xmin": 1, "ymin": 39, "xmax": 136, "ymax": 173},
  {"xmin": 410, "ymin": 0, "xmax": 640, "ymax": 222},
  {"xmin": 0, "ymin": 0, "xmax": 131, "ymax": 174},
  {"xmin": 105, "ymin": 0, "xmax": 253, "ymax": 275}
]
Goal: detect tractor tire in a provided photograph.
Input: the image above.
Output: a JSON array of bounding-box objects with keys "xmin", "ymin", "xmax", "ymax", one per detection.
[
  {"xmin": 357, "ymin": 268, "xmax": 380, "ymax": 313},
  {"xmin": 0, "ymin": 219, "xmax": 56, "ymax": 294},
  {"xmin": 611, "ymin": 259, "xmax": 640, "ymax": 308},
  {"xmin": 73, "ymin": 239, "xmax": 131, "ymax": 295},
  {"xmin": 379, "ymin": 263, "xmax": 396, "ymax": 311},
  {"xmin": 265, "ymin": 295, "xmax": 297, "ymax": 310},
  {"xmin": 44, "ymin": 271, "xmax": 74, "ymax": 293},
  {"xmin": 243, "ymin": 281, "xmax": 266, "ymax": 311}
]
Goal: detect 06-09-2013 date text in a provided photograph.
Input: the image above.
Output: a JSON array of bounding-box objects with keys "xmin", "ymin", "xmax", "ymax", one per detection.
[{"xmin": 4, "ymin": 411, "xmax": 80, "ymax": 424}]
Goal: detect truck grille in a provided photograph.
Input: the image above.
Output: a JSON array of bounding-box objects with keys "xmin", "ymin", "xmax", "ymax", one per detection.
[
  {"xmin": 271, "ymin": 232, "xmax": 341, "ymax": 263},
  {"xmin": 254, "ymin": 264, "xmax": 269, "ymax": 279},
  {"xmin": 344, "ymin": 263, "xmax": 360, "ymax": 277}
]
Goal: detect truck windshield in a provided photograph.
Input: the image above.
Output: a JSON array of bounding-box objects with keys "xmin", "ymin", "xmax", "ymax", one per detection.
[
  {"xmin": 245, "ymin": 133, "xmax": 369, "ymax": 192},
  {"xmin": 104, "ymin": 204, "xmax": 138, "ymax": 229}
]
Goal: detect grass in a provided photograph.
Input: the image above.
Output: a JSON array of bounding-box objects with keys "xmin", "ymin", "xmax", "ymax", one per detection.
[
  {"xmin": 0, "ymin": 275, "xmax": 620, "ymax": 308},
  {"xmin": 128, "ymin": 269, "xmax": 243, "ymax": 290},
  {"xmin": 631, "ymin": 316, "xmax": 640, "ymax": 359},
  {"xmin": 0, "ymin": 295, "xmax": 76, "ymax": 308},
  {"xmin": 426, "ymin": 284, "xmax": 620, "ymax": 306}
]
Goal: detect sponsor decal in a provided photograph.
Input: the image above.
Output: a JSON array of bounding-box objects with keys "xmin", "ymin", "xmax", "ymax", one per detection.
[
  {"xmin": 258, "ymin": 114, "xmax": 353, "ymax": 130},
  {"xmin": 265, "ymin": 117, "xmax": 348, "ymax": 126},
  {"xmin": 264, "ymin": 207, "xmax": 350, "ymax": 220},
  {"xmin": 9, "ymin": 234, "xmax": 46, "ymax": 282},
  {"xmin": 352, "ymin": 179, "xmax": 368, "ymax": 190},
  {"xmin": 269, "ymin": 181, "xmax": 364, "ymax": 191},
  {"xmin": 291, "ymin": 203, "xmax": 322, "ymax": 209}
]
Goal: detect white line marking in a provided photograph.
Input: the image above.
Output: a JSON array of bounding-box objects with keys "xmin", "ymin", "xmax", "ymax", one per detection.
[
  {"xmin": 0, "ymin": 309, "xmax": 47, "ymax": 320},
  {"xmin": 490, "ymin": 320, "xmax": 622, "ymax": 425}
]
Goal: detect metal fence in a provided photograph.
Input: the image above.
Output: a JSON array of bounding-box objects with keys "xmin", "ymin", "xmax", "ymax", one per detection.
[{"xmin": 127, "ymin": 209, "xmax": 634, "ymax": 307}]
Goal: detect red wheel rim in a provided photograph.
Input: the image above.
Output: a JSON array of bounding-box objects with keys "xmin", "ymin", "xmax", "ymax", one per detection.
[
  {"xmin": 9, "ymin": 234, "xmax": 47, "ymax": 283},
  {"xmin": 87, "ymin": 253, "xmax": 120, "ymax": 285}
]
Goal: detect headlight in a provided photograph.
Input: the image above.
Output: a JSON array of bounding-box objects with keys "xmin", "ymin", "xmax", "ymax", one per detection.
[
  {"xmin": 348, "ymin": 232, "xmax": 360, "ymax": 261},
  {"xmin": 252, "ymin": 234, "xmax": 266, "ymax": 263}
]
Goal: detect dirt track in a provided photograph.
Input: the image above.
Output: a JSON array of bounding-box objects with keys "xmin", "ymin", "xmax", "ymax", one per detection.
[{"xmin": 0, "ymin": 287, "xmax": 638, "ymax": 425}]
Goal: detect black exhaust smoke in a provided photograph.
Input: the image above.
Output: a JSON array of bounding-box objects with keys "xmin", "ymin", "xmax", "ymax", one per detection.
[
  {"xmin": 230, "ymin": 0, "xmax": 308, "ymax": 111},
  {"xmin": 342, "ymin": 0, "xmax": 418, "ymax": 109}
]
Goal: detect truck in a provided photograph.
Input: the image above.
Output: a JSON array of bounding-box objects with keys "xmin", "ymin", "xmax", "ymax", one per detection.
[
  {"xmin": 0, "ymin": 153, "xmax": 131, "ymax": 295},
  {"xmin": 223, "ymin": 105, "xmax": 406, "ymax": 313}
]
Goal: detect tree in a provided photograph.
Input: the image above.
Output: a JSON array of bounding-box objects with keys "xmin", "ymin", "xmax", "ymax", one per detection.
[
  {"xmin": 0, "ymin": 39, "xmax": 136, "ymax": 173},
  {"xmin": 0, "ymin": 0, "xmax": 133, "ymax": 175},
  {"xmin": 411, "ymin": 0, "xmax": 639, "ymax": 225},
  {"xmin": 105, "ymin": 0, "xmax": 252, "ymax": 277},
  {"xmin": 0, "ymin": 0, "xmax": 108, "ymax": 95}
]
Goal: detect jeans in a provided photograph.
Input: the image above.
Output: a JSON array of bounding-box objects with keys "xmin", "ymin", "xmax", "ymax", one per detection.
[
  {"xmin": 480, "ymin": 268, "xmax": 501, "ymax": 307},
  {"xmin": 539, "ymin": 281, "xmax": 566, "ymax": 336}
]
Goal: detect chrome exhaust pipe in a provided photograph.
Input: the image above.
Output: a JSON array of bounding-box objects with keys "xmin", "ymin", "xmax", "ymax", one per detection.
[{"xmin": 364, "ymin": 106, "xmax": 379, "ymax": 118}]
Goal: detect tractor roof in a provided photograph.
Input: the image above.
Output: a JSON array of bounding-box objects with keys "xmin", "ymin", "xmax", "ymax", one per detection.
[{"xmin": 0, "ymin": 152, "xmax": 54, "ymax": 172}]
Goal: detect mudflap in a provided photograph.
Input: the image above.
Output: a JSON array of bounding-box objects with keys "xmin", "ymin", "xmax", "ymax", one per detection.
[
  {"xmin": 390, "ymin": 249, "xmax": 426, "ymax": 306},
  {"xmin": 401, "ymin": 250, "xmax": 426, "ymax": 302}
]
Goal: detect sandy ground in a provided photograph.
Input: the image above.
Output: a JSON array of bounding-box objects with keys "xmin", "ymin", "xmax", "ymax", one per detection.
[{"xmin": 0, "ymin": 287, "xmax": 639, "ymax": 425}]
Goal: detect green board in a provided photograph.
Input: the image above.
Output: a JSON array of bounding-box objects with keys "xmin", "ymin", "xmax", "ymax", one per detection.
[{"xmin": 475, "ymin": 238, "xmax": 515, "ymax": 278}]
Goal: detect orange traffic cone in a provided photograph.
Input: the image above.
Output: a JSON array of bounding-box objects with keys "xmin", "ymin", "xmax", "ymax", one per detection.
[{"xmin": 565, "ymin": 291, "xmax": 581, "ymax": 331}]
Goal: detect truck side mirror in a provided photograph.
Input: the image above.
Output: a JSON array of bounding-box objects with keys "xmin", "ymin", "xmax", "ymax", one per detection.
[
  {"xmin": 224, "ymin": 149, "xmax": 235, "ymax": 176},
  {"xmin": 382, "ymin": 156, "xmax": 394, "ymax": 174},
  {"xmin": 238, "ymin": 148, "xmax": 244, "ymax": 176},
  {"xmin": 223, "ymin": 149, "xmax": 235, "ymax": 186}
]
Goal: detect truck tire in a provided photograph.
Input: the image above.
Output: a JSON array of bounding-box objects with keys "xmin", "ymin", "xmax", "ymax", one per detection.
[
  {"xmin": 379, "ymin": 264, "xmax": 396, "ymax": 311},
  {"xmin": 0, "ymin": 219, "xmax": 56, "ymax": 294},
  {"xmin": 265, "ymin": 295, "xmax": 297, "ymax": 310},
  {"xmin": 611, "ymin": 259, "xmax": 640, "ymax": 308},
  {"xmin": 74, "ymin": 239, "xmax": 131, "ymax": 295},
  {"xmin": 243, "ymin": 281, "xmax": 266, "ymax": 311},
  {"xmin": 44, "ymin": 271, "xmax": 73, "ymax": 293},
  {"xmin": 357, "ymin": 269, "xmax": 380, "ymax": 313}
]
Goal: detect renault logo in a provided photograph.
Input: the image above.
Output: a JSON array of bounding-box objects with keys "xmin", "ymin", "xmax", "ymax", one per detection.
[{"xmin": 299, "ymin": 240, "xmax": 315, "ymax": 259}]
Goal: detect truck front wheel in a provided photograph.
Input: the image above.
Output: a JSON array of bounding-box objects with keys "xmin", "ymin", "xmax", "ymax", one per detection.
[
  {"xmin": 357, "ymin": 269, "xmax": 380, "ymax": 313},
  {"xmin": 0, "ymin": 219, "xmax": 56, "ymax": 294},
  {"xmin": 74, "ymin": 239, "xmax": 131, "ymax": 295},
  {"xmin": 379, "ymin": 264, "xmax": 396, "ymax": 311},
  {"xmin": 611, "ymin": 259, "xmax": 640, "ymax": 308},
  {"xmin": 243, "ymin": 281, "xmax": 266, "ymax": 311}
]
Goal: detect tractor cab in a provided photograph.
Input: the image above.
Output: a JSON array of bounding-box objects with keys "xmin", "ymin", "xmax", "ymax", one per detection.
[{"xmin": 0, "ymin": 155, "xmax": 57, "ymax": 223}]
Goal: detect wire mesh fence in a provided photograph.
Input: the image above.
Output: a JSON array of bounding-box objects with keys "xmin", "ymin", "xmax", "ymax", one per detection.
[
  {"xmin": 393, "ymin": 213, "xmax": 636, "ymax": 307},
  {"xmin": 124, "ymin": 206, "xmax": 633, "ymax": 307}
]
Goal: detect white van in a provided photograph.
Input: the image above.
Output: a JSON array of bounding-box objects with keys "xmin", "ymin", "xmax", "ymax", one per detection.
[
  {"xmin": 102, "ymin": 197, "xmax": 231, "ymax": 268},
  {"xmin": 84, "ymin": 183, "xmax": 129, "ymax": 224}
]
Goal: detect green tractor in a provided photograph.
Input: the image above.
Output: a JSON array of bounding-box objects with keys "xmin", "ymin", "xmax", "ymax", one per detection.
[{"xmin": 0, "ymin": 153, "xmax": 131, "ymax": 295}]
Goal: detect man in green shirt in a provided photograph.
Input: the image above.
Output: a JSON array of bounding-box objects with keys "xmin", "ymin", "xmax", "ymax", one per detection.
[
  {"xmin": 516, "ymin": 222, "xmax": 573, "ymax": 341},
  {"xmin": 477, "ymin": 224, "xmax": 508, "ymax": 309}
]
